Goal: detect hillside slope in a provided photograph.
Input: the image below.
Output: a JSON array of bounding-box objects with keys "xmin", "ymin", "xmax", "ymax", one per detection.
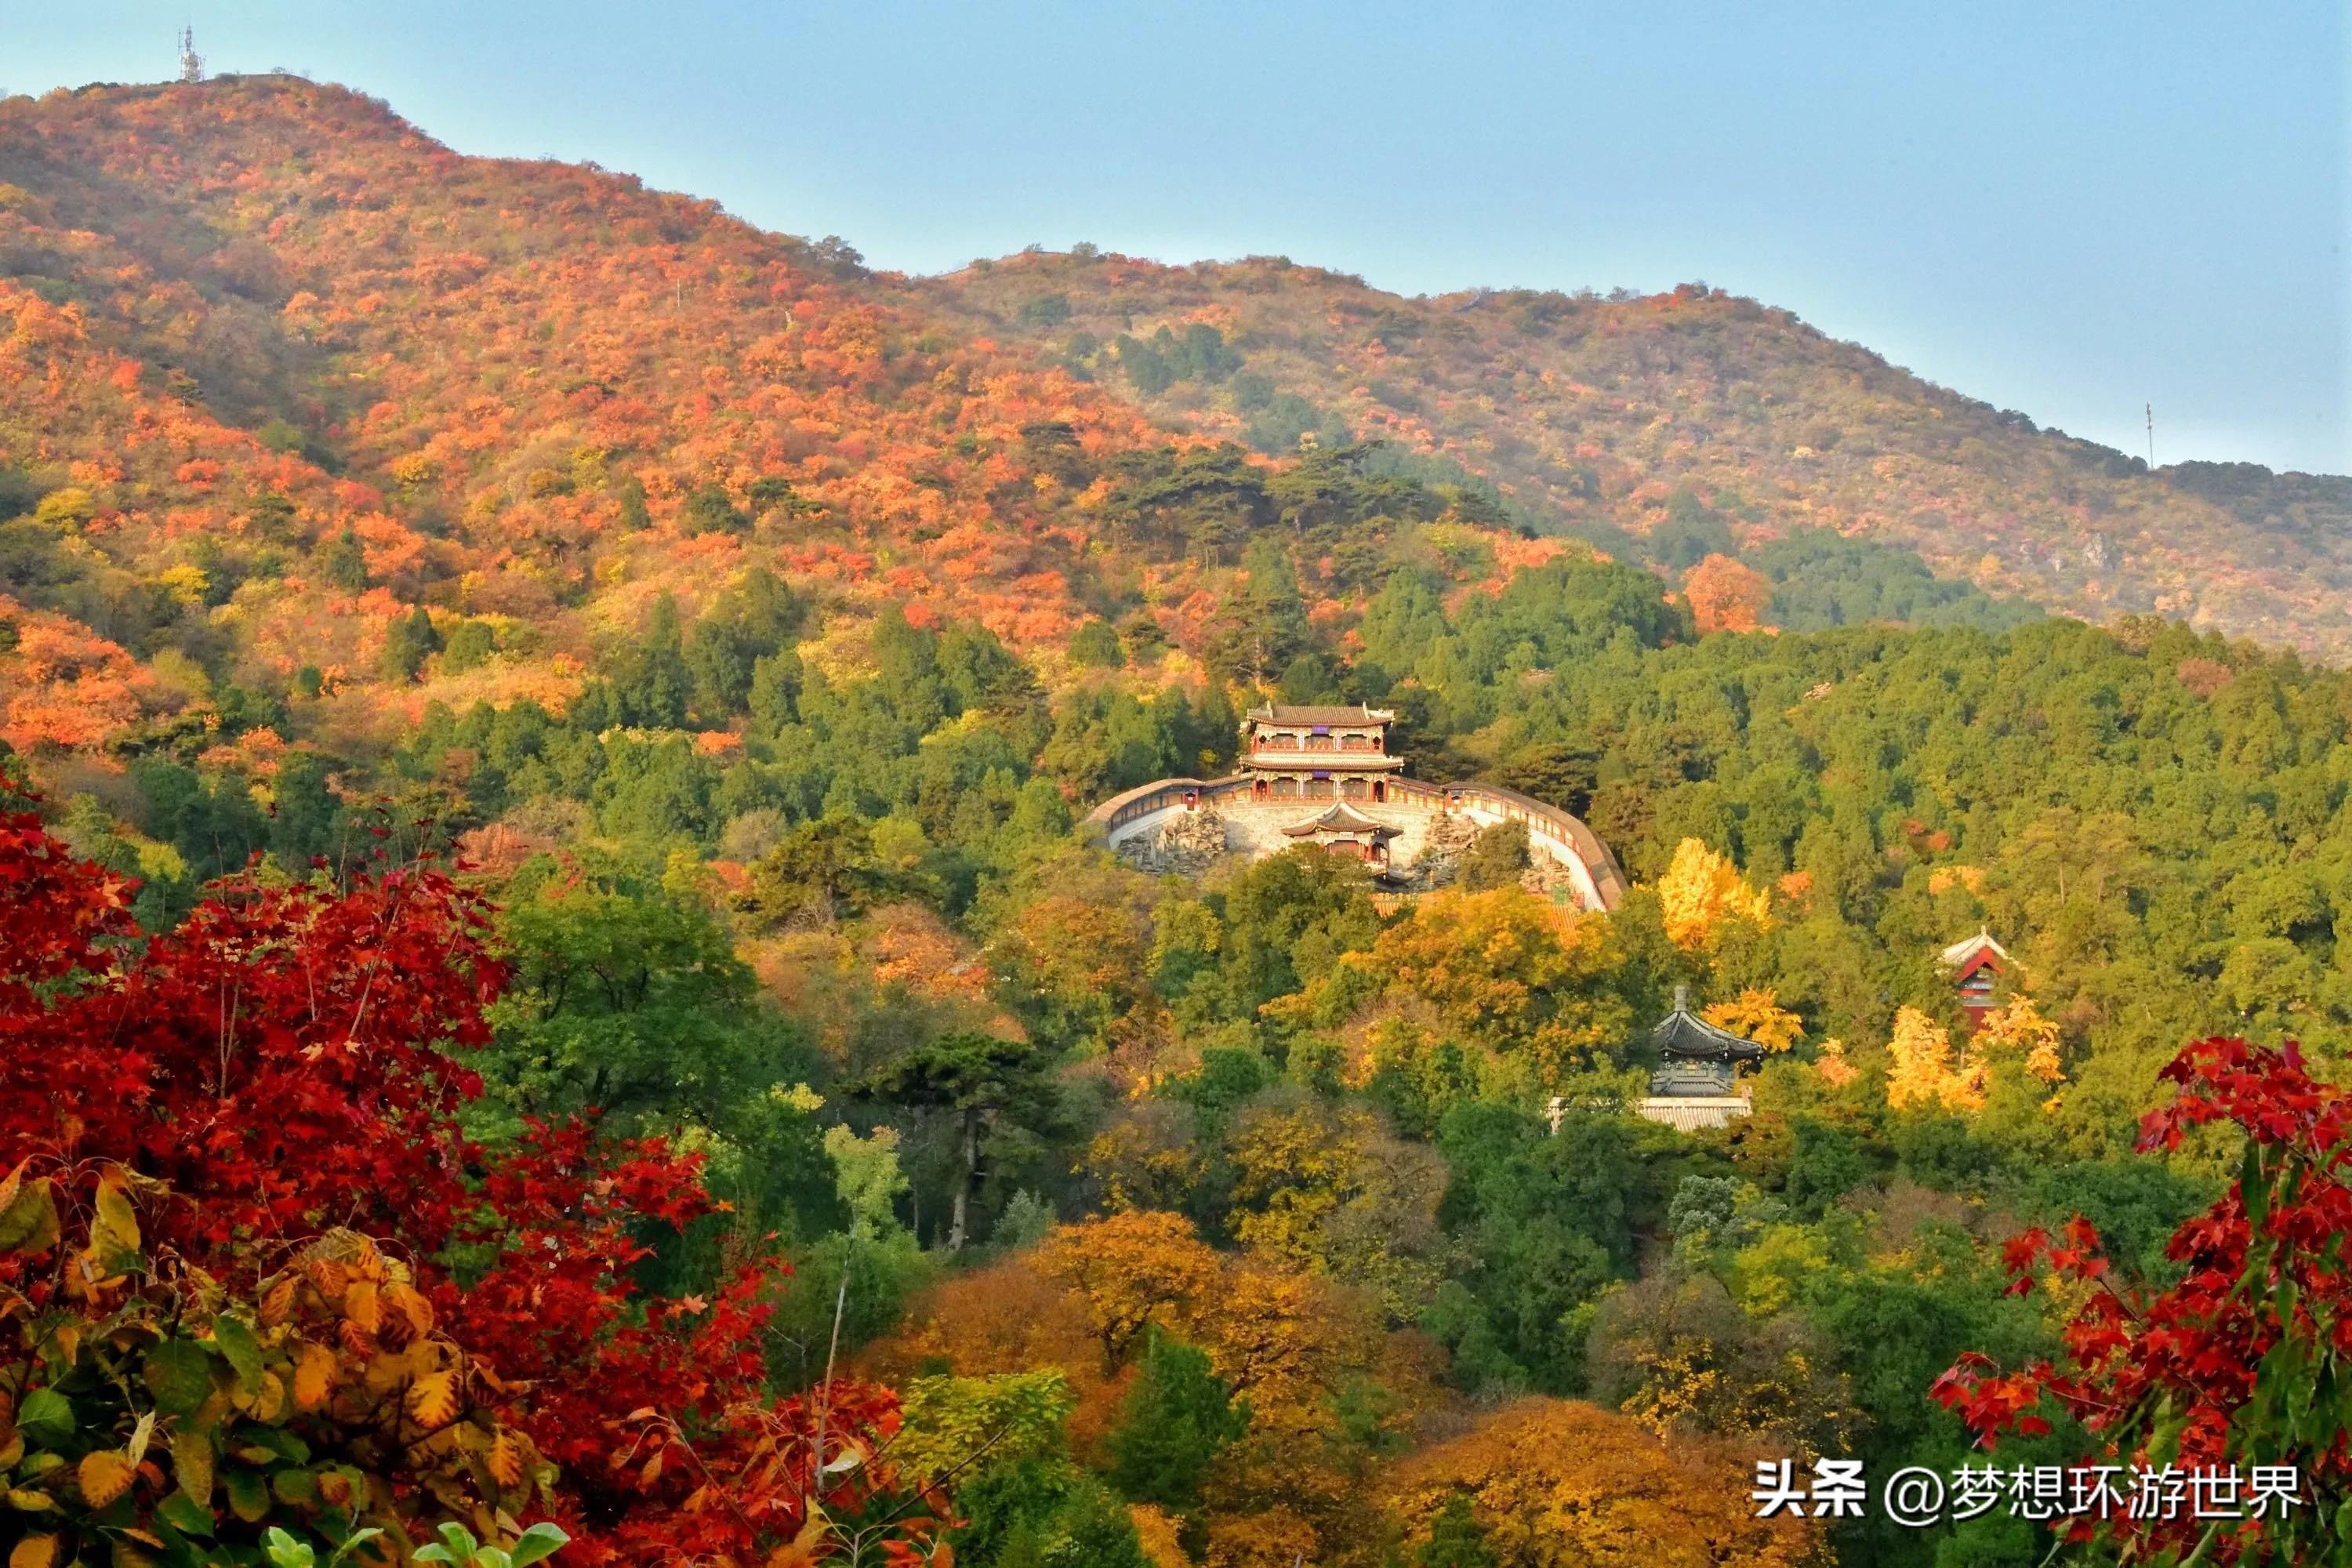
[
  {"xmin": 908, "ymin": 251, "xmax": 2352, "ymax": 656},
  {"xmin": 3, "ymin": 74, "xmax": 2348, "ymax": 783},
  {"xmin": 0, "ymin": 77, "xmax": 1287, "ymax": 753}
]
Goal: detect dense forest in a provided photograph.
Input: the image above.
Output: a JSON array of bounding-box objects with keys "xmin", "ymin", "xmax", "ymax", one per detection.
[
  {"xmin": 4, "ymin": 72, "xmax": 2352, "ymax": 1568},
  {"xmin": 916, "ymin": 252, "xmax": 2352, "ymax": 659}
]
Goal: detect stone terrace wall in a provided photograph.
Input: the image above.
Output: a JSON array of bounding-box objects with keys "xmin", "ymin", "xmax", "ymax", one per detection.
[{"xmin": 1083, "ymin": 775, "xmax": 1628, "ymax": 912}]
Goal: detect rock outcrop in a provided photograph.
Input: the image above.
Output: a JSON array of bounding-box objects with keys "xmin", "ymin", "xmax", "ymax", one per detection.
[
  {"xmin": 1124, "ymin": 807, "xmax": 1231, "ymax": 875},
  {"xmin": 1405, "ymin": 811, "xmax": 1479, "ymax": 889}
]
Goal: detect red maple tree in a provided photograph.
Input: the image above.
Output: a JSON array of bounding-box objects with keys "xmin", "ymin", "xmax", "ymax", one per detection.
[
  {"xmin": 0, "ymin": 792, "xmax": 939, "ymax": 1563},
  {"xmin": 1933, "ymin": 1035, "xmax": 2352, "ymax": 1566}
]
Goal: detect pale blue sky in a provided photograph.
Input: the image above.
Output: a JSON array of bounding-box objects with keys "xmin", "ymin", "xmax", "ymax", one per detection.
[{"xmin": 9, "ymin": 2, "xmax": 2348, "ymax": 472}]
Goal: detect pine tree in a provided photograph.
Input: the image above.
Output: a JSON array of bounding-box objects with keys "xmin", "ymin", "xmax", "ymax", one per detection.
[
  {"xmin": 441, "ymin": 619, "xmax": 497, "ymax": 673},
  {"xmin": 615, "ymin": 474, "xmax": 652, "ymax": 532},
  {"xmin": 1414, "ymin": 1496, "xmax": 1501, "ymax": 1567},
  {"xmin": 1106, "ymin": 1329, "xmax": 1248, "ymax": 1510},
  {"xmin": 319, "ymin": 527, "xmax": 369, "ymax": 591},
  {"xmin": 1068, "ymin": 618, "xmax": 1124, "ymax": 669},
  {"xmin": 380, "ymin": 604, "xmax": 442, "ymax": 681},
  {"xmin": 615, "ymin": 594, "xmax": 692, "ymax": 726},
  {"xmin": 1190, "ymin": 681, "xmax": 1240, "ymax": 773},
  {"xmin": 1458, "ymin": 820, "xmax": 1530, "ymax": 891},
  {"xmin": 1206, "ymin": 535, "xmax": 1310, "ymax": 686},
  {"xmin": 849, "ymin": 1032, "xmax": 1063, "ymax": 1253},
  {"xmin": 681, "ymin": 481, "xmax": 747, "ymax": 535}
]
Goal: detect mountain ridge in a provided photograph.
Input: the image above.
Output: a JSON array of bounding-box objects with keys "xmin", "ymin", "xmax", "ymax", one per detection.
[
  {"xmin": 906, "ymin": 248, "xmax": 2352, "ymax": 655},
  {"xmin": 2, "ymin": 73, "xmax": 2349, "ymax": 777}
]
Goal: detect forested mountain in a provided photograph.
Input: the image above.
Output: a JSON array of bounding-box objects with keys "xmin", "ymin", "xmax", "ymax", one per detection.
[
  {"xmin": 6, "ymin": 73, "xmax": 2352, "ymax": 1568},
  {"xmin": 0, "ymin": 77, "xmax": 1134, "ymax": 734},
  {"xmin": 913, "ymin": 250, "xmax": 2352, "ymax": 655},
  {"xmin": 3, "ymin": 73, "xmax": 2347, "ymax": 782}
]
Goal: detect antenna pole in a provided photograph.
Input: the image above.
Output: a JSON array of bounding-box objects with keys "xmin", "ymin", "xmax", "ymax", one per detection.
[{"xmin": 2146, "ymin": 402, "xmax": 2155, "ymax": 470}]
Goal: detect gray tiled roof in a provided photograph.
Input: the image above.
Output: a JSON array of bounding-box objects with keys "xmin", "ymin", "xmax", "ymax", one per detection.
[
  {"xmin": 1246, "ymin": 703, "xmax": 1395, "ymax": 725},
  {"xmin": 1635, "ymin": 1095, "xmax": 1752, "ymax": 1131},
  {"xmin": 1279, "ymin": 802, "xmax": 1400, "ymax": 838},
  {"xmin": 1653, "ymin": 994, "xmax": 1767, "ymax": 1062}
]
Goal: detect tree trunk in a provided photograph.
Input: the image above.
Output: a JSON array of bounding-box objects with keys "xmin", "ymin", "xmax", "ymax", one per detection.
[{"xmin": 949, "ymin": 1106, "xmax": 979, "ymax": 1251}]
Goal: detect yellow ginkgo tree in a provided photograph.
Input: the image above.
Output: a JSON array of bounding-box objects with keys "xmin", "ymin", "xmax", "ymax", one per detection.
[
  {"xmin": 1655, "ymin": 838, "xmax": 1772, "ymax": 953},
  {"xmin": 1700, "ymin": 988, "xmax": 1806, "ymax": 1053},
  {"xmin": 1885, "ymin": 997, "xmax": 2066, "ymax": 1115},
  {"xmin": 1973, "ymin": 993, "xmax": 2066, "ymax": 1086}
]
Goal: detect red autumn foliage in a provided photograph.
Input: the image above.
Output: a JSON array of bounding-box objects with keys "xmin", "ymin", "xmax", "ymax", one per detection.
[
  {"xmin": 0, "ymin": 792, "xmax": 935, "ymax": 1563},
  {"xmin": 1931, "ymin": 1036, "xmax": 2352, "ymax": 1565}
]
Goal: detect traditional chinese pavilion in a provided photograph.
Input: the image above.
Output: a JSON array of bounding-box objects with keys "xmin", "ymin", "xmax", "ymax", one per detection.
[
  {"xmin": 1634, "ymin": 986, "xmax": 1764, "ymax": 1131},
  {"xmin": 1276, "ymin": 801, "xmax": 1403, "ymax": 866},
  {"xmin": 1242, "ymin": 703, "xmax": 1404, "ymax": 800},
  {"xmin": 1087, "ymin": 701, "xmax": 1632, "ymax": 911},
  {"xmin": 1237, "ymin": 704, "xmax": 1409, "ymax": 870},
  {"xmin": 1940, "ymin": 929, "xmax": 2010, "ymax": 1032}
]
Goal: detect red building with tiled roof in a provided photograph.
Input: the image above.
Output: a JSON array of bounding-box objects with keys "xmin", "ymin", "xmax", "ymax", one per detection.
[
  {"xmin": 1940, "ymin": 929, "xmax": 2010, "ymax": 1032},
  {"xmin": 1242, "ymin": 702, "xmax": 1404, "ymax": 802}
]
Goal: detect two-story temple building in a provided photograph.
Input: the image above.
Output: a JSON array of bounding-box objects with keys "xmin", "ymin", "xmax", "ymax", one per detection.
[
  {"xmin": 1241, "ymin": 702, "xmax": 1405, "ymax": 797},
  {"xmin": 1239, "ymin": 703, "xmax": 1407, "ymax": 869},
  {"xmin": 1084, "ymin": 702, "xmax": 1629, "ymax": 911}
]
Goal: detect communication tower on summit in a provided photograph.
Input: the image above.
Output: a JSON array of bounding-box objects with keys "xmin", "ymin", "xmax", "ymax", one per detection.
[{"xmin": 177, "ymin": 27, "xmax": 205, "ymax": 85}]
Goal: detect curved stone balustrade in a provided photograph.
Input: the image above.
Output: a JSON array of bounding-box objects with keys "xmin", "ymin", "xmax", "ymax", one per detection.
[{"xmin": 1082, "ymin": 773, "xmax": 1628, "ymax": 912}]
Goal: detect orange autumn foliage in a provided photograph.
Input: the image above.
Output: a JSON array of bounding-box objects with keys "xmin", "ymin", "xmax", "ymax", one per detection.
[
  {"xmin": 1813, "ymin": 1038, "xmax": 1859, "ymax": 1088},
  {"xmin": 858, "ymin": 1256, "xmax": 1134, "ymax": 1457},
  {"xmin": 871, "ymin": 1210, "xmax": 1432, "ymax": 1518},
  {"xmin": 1681, "ymin": 553, "xmax": 1774, "ymax": 634},
  {"xmin": 0, "ymin": 79, "xmax": 1584, "ymax": 762},
  {"xmin": 925, "ymin": 250, "xmax": 2352, "ymax": 663},
  {"xmin": 1024, "ymin": 1211, "xmax": 1437, "ymax": 1566},
  {"xmin": 862, "ymin": 901, "xmax": 993, "ymax": 1004},
  {"xmin": 1129, "ymin": 1504, "xmax": 1194, "ymax": 1568},
  {"xmin": 1036, "ymin": 1210, "xmax": 1222, "ymax": 1370},
  {"xmin": 0, "ymin": 601, "xmax": 160, "ymax": 751},
  {"xmin": 1382, "ymin": 1398, "xmax": 1820, "ymax": 1567}
]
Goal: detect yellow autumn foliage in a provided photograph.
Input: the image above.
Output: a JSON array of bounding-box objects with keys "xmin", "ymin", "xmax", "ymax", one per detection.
[
  {"xmin": 1656, "ymin": 839, "xmax": 1770, "ymax": 952},
  {"xmin": 1700, "ymin": 988, "xmax": 1804, "ymax": 1052},
  {"xmin": 1974, "ymin": 993, "xmax": 2066, "ymax": 1084},
  {"xmin": 1131, "ymin": 1503, "xmax": 1192, "ymax": 1567},
  {"xmin": 1279, "ymin": 887, "xmax": 1633, "ymax": 1096},
  {"xmin": 1886, "ymin": 1006, "xmax": 1980, "ymax": 1112},
  {"xmin": 1886, "ymin": 995, "xmax": 2066, "ymax": 1115},
  {"xmin": 1926, "ymin": 864, "xmax": 1987, "ymax": 896}
]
